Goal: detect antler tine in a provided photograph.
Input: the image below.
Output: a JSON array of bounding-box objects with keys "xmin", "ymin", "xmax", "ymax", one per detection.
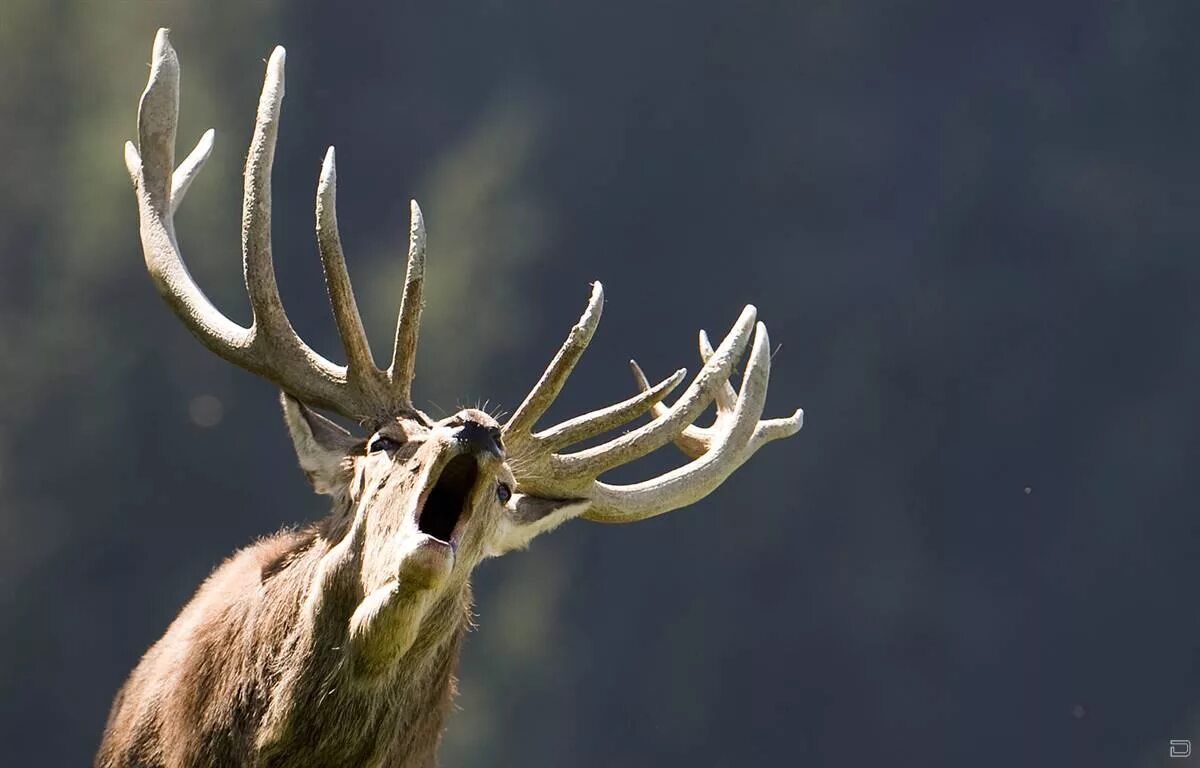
[
  {"xmin": 698, "ymin": 329, "xmax": 738, "ymax": 410},
  {"xmin": 549, "ymin": 305, "xmax": 756, "ymax": 480},
  {"xmin": 630, "ymin": 359, "xmax": 708, "ymax": 460},
  {"xmin": 316, "ymin": 148, "xmax": 388, "ymax": 392},
  {"xmin": 133, "ymin": 29, "xmax": 178, "ymax": 213},
  {"xmin": 388, "ymin": 201, "xmax": 427, "ymax": 405},
  {"xmin": 505, "ymin": 285, "xmax": 707, "ymax": 466},
  {"xmin": 534, "ymin": 366, "xmax": 688, "ymax": 452},
  {"xmin": 125, "ymin": 29, "xmax": 254, "ymax": 361},
  {"xmin": 170, "ymin": 127, "xmax": 214, "ymax": 216},
  {"xmin": 241, "ymin": 46, "xmax": 302, "ymax": 342},
  {"xmin": 505, "ymin": 282, "xmax": 605, "ymax": 438},
  {"xmin": 753, "ymin": 409, "xmax": 806, "ymax": 444},
  {"xmin": 629, "ymin": 328, "xmax": 738, "ymax": 460}
]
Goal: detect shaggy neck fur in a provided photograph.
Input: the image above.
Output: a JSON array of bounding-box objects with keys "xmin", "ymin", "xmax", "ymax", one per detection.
[{"xmin": 96, "ymin": 491, "xmax": 474, "ymax": 768}]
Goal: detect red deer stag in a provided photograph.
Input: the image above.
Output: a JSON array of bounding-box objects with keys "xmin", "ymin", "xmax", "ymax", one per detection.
[{"xmin": 98, "ymin": 29, "xmax": 804, "ymax": 768}]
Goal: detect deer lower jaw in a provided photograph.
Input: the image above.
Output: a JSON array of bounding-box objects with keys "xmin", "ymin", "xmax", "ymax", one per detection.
[{"xmin": 397, "ymin": 535, "xmax": 456, "ymax": 590}]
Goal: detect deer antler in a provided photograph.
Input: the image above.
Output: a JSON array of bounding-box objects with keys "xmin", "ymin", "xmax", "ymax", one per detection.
[
  {"xmin": 123, "ymin": 29, "xmax": 424, "ymax": 423},
  {"xmin": 503, "ymin": 286, "xmax": 804, "ymax": 523}
]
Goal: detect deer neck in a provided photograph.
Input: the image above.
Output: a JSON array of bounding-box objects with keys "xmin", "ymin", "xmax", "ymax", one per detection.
[
  {"xmin": 263, "ymin": 542, "xmax": 474, "ymax": 765},
  {"xmin": 387, "ymin": 580, "xmax": 474, "ymax": 682},
  {"xmin": 348, "ymin": 582, "xmax": 473, "ymax": 762}
]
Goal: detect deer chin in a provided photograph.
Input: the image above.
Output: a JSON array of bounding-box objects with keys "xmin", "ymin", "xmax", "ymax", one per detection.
[{"xmin": 396, "ymin": 536, "xmax": 455, "ymax": 590}]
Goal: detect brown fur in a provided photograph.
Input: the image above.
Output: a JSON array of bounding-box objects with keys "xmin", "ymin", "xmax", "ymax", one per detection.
[
  {"xmin": 97, "ymin": 517, "xmax": 471, "ymax": 768},
  {"xmin": 95, "ymin": 405, "xmax": 546, "ymax": 768}
]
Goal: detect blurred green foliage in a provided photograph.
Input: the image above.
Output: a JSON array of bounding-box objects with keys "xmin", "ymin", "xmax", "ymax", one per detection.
[{"xmin": 5, "ymin": 3, "xmax": 1200, "ymax": 768}]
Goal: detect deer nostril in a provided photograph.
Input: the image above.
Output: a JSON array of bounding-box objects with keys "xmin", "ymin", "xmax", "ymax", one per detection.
[{"xmin": 452, "ymin": 422, "xmax": 503, "ymax": 460}]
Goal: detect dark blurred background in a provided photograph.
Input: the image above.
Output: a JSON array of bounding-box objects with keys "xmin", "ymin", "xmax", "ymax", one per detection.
[{"xmin": 2, "ymin": 1, "xmax": 1199, "ymax": 766}]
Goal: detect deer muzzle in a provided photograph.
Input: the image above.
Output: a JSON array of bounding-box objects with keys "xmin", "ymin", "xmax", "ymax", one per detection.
[{"xmin": 411, "ymin": 420, "xmax": 503, "ymax": 555}]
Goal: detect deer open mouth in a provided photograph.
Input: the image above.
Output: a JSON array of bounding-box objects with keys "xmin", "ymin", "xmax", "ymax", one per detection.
[{"xmin": 418, "ymin": 454, "xmax": 479, "ymax": 545}]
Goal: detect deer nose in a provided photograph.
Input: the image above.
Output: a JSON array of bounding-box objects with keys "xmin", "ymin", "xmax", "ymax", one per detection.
[{"xmin": 451, "ymin": 421, "xmax": 503, "ymax": 460}]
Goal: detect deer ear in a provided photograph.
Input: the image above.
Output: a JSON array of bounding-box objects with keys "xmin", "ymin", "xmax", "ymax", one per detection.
[
  {"xmin": 280, "ymin": 393, "xmax": 360, "ymax": 495},
  {"xmin": 487, "ymin": 494, "xmax": 591, "ymax": 556}
]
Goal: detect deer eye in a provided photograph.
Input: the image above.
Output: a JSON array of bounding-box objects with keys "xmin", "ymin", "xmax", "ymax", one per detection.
[
  {"xmin": 368, "ymin": 436, "xmax": 403, "ymax": 454},
  {"xmin": 496, "ymin": 483, "xmax": 512, "ymax": 504}
]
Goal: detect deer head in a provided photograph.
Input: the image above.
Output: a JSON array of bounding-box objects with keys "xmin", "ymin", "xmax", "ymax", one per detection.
[{"xmin": 102, "ymin": 28, "xmax": 802, "ymax": 766}]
